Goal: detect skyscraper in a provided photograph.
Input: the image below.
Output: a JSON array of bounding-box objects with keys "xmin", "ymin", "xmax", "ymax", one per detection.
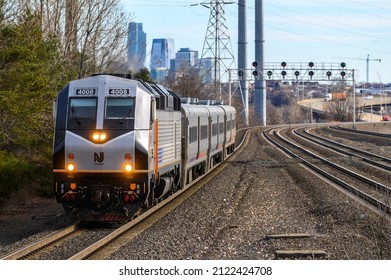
[
  {"xmin": 127, "ymin": 22, "xmax": 147, "ymax": 71},
  {"xmin": 174, "ymin": 48, "xmax": 198, "ymax": 73},
  {"xmin": 150, "ymin": 38, "xmax": 175, "ymax": 81}
]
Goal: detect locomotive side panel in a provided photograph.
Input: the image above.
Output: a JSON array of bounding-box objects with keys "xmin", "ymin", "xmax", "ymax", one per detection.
[{"xmin": 155, "ymin": 110, "xmax": 181, "ymax": 174}]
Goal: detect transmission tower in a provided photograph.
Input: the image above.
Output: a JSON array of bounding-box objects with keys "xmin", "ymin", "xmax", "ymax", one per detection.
[{"xmin": 199, "ymin": 1, "xmax": 236, "ymax": 99}]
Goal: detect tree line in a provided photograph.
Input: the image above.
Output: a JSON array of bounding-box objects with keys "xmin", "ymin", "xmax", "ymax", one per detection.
[{"xmin": 0, "ymin": 0, "xmax": 131, "ymax": 203}]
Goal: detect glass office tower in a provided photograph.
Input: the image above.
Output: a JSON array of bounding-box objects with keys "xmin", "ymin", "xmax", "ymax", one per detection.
[{"xmin": 128, "ymin": 22, "xmax": 147, "ymax": 70}]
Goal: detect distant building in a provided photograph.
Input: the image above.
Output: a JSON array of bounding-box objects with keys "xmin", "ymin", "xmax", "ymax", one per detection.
[
  {"xmin": 174, "ymin": 48, "xmax": 198, "ymax": 73},
  {"xmin": 200, "ymin": 57, "xmax": 214, "ymax": 84},
  {"xmin": 127, "ymin": 22, "xmax": 146, "ymax": 70},
  {"xmin": 150, "ymin": 38, "xmax": 175, "ymax": 81}
]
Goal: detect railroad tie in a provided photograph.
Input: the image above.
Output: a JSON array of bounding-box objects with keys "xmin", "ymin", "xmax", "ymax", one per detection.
[
  {"xmin": 265, "ymin": 233, "xmax": 311, "ymax": 239},
  {"xmin": 275, "ymin": 250, "xmax": 327, "ymax": 259}
]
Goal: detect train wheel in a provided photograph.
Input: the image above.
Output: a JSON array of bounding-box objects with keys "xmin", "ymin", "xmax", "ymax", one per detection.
[{"xmin": 62, "ymin": 203, "xmax": 75, "ymax": 214}]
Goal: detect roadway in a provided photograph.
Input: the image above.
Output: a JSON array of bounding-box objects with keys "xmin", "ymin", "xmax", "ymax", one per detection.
[{"xmin": 298, "ymin": 96, "xmax": 391, "ymax": 122}]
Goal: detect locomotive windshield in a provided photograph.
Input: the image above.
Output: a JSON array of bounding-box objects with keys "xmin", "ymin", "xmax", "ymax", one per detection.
[
  {"xmin": 104, "ymin": 97, "xmax": 135, "ymax": 129},
  {"xmin": 67, "ymin": 97, "xmax": 97, "ymax": 129},
  {"xmin": 105, "ymin": 97, "xmax": 135, "ymax": 118}
]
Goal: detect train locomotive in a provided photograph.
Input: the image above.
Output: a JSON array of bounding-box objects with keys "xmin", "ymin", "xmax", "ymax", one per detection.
[{"xmin": 53, "ymin": 74, "xmax": 236, "ymax": 221}]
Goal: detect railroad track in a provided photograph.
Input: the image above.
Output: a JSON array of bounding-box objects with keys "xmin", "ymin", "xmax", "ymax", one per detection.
[
  {"xmin": 297, "ymin": 128, "xmax": 391, "ymax": 171},
  {"xmin": 263, "ymin": 127, "xmax": 391, "ymax": 217},
  {"xmin": 330, "ymin": 125, "xmax": 391, "ymax": 139},
  {"xmin": 2, "ymin": 223, "xmax": 81, "ymax": 260},
  {"xmin": 3, "ymin": 129, "xmax": 251, "ymax": 260}
]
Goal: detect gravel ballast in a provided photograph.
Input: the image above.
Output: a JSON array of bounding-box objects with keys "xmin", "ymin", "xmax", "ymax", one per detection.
[{"xmin": 1, "ymin": 125, "xmax": 390, "ymax": 260}]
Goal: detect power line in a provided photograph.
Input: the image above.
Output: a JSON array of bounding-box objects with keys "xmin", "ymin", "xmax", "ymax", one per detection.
[
  {"xmin": 264, "ymin": 9, "xmax": 391, "ymax": 43},
  {"xmin": 265, "ymin": 2, "xmax": 391, "ymax": 37},
  {"xmin": 346, "ymin": 0, "xmax": 391, "ymax": 11},
  {"xmin": 264, "ymin": 23, "xmax": 391, "ymax": 56},
  {"xmin": 312, "ymin": 0, "xmax": 391, "ymax": 21}
]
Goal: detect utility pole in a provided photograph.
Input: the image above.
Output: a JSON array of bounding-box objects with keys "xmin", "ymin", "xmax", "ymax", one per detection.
[
  {"xmin": 254, "ymin": 0, "xmax": 266, "ymax": 126},
  {"xmin": 238, "ymin": 0, "xmax": 248, "ymax": 124}
]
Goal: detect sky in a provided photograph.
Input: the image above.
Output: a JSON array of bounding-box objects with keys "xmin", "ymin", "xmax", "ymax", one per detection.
[{"xmin": 121, "ymin": 0, "xmax": 391, "ymax": 83}]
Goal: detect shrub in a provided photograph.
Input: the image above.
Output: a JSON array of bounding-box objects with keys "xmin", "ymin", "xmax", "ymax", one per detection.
[{"xmin": 0, "ymin": 151, "xmax": 29, "ymax": 204}]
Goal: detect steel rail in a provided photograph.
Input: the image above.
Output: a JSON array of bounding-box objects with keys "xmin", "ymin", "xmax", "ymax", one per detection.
[
  {"xmin": 263, "ymin": 129, "xmax": 391, "ymax": 215},
  {"xmin": 330, "ymin": 125, "xmax": 391, "ymax": 139},
  {"xmin": 295, "ymin": 128, "xmax": 391, "ymax": 171},
  {"xmin": 1, "ymin": 223, "xmax": 80, "ymax": 260}
]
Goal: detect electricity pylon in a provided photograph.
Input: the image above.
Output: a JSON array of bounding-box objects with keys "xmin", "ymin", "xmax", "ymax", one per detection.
[{"xmin": 198, "ymin": 1, "xmax": 236, "ymax": 99}]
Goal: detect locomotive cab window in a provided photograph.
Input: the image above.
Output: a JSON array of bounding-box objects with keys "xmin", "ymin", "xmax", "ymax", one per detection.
[
  {"xmin": 68, "ymin": 97, "xmax": 97, "ymax": 129},
  {"xmin": 104, "ymin": 97, "xmax": 135, "ymax": 129}
]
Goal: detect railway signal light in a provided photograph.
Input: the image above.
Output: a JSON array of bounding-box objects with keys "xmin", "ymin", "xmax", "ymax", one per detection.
[
  {"xmin": 340, "ymin": 71, "xmax": 346, "ymax": 79},
  {"xmin": 252, "ymin": 62, "xmax": 258, "ymax": 78},
  {"xmin": 267, "ymin": 71, "xmax": 273, "ymax": 79},
  {"xmin": 340, "ymin": 62, "xmax": 346, "ymax": 68},
  {"xmin": 294, "ymin": 71, "xmax": 300, "ymax": 78},
  {"xmin": 308, "ymin": 62, "xmax": 314, "ymax": 68},
  {"xmin": 326, "ymin": 71, "xmax": 332, "ymax": 80},
  {"xmin": 281, "ymin": 61, "xmax": 287, "ymax": 68},
  {"xmin": 309, "ymin": 70, "xmax": 314, "ymax": 79},
  {"xmin": 238, "ymin": 70, "xmax": 244, "ymax": 77},
  {"xmin": 281, "ymin": 70, "xmax": 287, "ymax": 79}
]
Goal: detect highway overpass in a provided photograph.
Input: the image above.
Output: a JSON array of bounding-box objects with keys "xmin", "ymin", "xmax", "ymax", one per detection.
[{"xmin": 297, "ymin": 96, "xmax": 391, "ymax": 122}]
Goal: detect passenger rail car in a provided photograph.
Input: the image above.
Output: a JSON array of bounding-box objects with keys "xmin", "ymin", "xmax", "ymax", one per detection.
[{"xmin": 53, "ymin": 74, "xmax": 236, "ymax": 221}]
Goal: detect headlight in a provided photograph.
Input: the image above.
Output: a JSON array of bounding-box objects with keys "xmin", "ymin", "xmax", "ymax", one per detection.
[
  {"xmin": 67, "ymin": 163, "xmax": 76, "ymax": 172},
  {"xmin": 92, "ymin": 131, "xmax": 107, "ymax": 143},
  {"xmin": 92, "ymin": 133, "xmax": 100, "ymax": 141},
  {"xmin": 124, "ymin": 163, "xmax": 133, "ymax": 172}
]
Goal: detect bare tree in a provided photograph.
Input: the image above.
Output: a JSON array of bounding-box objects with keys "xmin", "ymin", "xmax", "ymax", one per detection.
[
  {"xmin": 68, "ymin": 0, "xmax": 131, "ymax": 77},
  {"xmin": 4, "ymin": 0, "xmax": 133, "ymax": 78},
  {"xmin": 323, "ymin": 99, "xmax": 353, "ymax": 122},
  {"xmin": 0, "ymin": 0, "xmax": 18, "ymax": 22},
  {"xmin": 164, "ymin": 66, "xmax": 206, "ymax": 98}
]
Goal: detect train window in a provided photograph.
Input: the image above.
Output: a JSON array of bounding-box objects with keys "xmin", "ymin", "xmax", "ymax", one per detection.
[
  {"xmin": 189, "ymin": 126, "xmax": 198, "ymax": 143},
  {"xmin": 105, "ymin": 97, "xmax": 135, "ymax": 119},
  {"xmin": 219, "ymin": 122, "xmax": 224, "ymax": 134},
  {"xmin": 201, "ymin": 125, "xmax": 208, "ymax": 140},
  {"xmin": 212, "ymin": 123, "xmax": 218, "ymax": 136},
  {"xmin": 68, "ymin": 97, "xmax": 97, "ymax": 129}
]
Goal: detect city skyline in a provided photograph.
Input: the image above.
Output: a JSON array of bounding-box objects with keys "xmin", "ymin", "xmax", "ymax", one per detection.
[{"xmin": 122, "ymin": 0, "xmax": 391, "ymax": 83}]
